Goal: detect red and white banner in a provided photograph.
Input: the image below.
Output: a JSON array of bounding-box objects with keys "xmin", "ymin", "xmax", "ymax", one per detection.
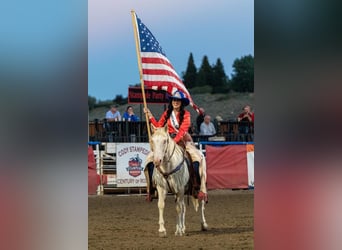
[{"xmin": 206, "ymin": 144, "xmax": 254, "ymax": 189}]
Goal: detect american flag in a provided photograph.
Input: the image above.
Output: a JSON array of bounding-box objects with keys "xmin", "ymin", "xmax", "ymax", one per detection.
[{"xmin": 133, "ymin": 13, "xmax": 199, "ymax": 113}]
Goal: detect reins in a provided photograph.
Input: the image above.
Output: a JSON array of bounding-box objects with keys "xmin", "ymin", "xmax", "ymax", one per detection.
[
  {"xmin": 165, "ymin": 136, "xmax": 176, "ymax": 163},
  {"xmin": 155, "ymin": 133, "xmax": 186, "ymax": 193}
]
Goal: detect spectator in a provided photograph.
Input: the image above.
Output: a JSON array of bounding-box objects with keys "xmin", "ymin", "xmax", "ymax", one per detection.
[
  {"xmin": 196, "ymin": 107, "xmax": 205, "ymax": 134},
  {"xmin": 123, "ymin": 106, "xmax": 139, "ymax": 121},
  {"xmin": 105, "ymin": 105, "xmax": 121, "ymax": 121},
  {"xmin": 199, "ymin": 115, "xmax": 216, "ymax": 136},
  {"xmin": 237, "ymin": 105, "xmax": 254, "ymax": 139},
  {"xmin": 188, "ymin": 123, "xmax": 197, "ymax": 136}
]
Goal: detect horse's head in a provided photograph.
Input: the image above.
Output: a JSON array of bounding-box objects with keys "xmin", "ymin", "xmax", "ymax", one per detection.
[{"xmin": 150, "ymin": 124, "xmax": 170, "ymax": 167}]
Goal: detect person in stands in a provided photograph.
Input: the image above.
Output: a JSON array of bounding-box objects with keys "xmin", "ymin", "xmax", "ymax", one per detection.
[
  {"xmin": 199, "ymin": 115, "xmax": 216, "ymax": 136},
  {"xmin": 105, "ymin": 105, "xmax": 121, "ymax": 121},
  {"xmin": 143, "ymin": 90, "xmax": 208, "ymax": 203},
  {"xmin": 237, "ymin": 105, "xmax": 254, "ymax": 141},
  {"xmin": 196, "ymin": 107, "xmax": 205, "ymax": 134},
  {"xmin": 122, "ymin": 105, "xmax": 139, "ymax": 121}
]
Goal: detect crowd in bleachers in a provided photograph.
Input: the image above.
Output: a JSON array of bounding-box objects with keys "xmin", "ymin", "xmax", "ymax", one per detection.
[{"xmin": 89, "ymin": 104, "xmax": 254, "ymax": 143}]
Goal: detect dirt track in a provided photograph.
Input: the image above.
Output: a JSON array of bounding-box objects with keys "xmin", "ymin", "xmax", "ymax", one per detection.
[{"xmin": 88, "ymin": 189, "xmax": 254, "ymax": 249}]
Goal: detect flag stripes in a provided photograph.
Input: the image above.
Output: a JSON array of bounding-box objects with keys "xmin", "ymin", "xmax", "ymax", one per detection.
[{"xmin": 133, "ymin": 12, "xmax": 200, "ymax": 112}]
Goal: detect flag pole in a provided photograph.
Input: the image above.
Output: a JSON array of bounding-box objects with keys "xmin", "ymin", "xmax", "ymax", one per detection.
[{"xmin": 131, "ymin": 10, "xmax": 152, "ymax": 141}]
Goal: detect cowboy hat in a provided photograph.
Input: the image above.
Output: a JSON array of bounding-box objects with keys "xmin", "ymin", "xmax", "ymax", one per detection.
[{"xmin": 168, "ymin": 90, "xmax": 190, "ymax": 106}]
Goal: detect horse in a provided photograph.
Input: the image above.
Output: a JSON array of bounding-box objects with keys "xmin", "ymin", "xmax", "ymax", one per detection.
[{"xmin": 149, "ymin": 124, "xmax": 208, "ymax": 237}]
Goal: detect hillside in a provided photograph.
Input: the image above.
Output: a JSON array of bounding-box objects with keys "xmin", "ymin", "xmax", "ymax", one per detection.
[{"xmin": 88, "ymin": 92, "xmax": 255, "ymax": 123}]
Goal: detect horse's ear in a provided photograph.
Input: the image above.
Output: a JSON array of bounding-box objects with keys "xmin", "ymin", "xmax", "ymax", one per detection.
[{"xmin": 163, "ymin": 123, "xmax": 168, "ymax": 133}]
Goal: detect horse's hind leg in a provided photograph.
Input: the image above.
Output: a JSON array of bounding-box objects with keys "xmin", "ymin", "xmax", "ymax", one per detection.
[
  {"xmin": 157, "ymin": 187, "xmax": 167, "ymax": 237},
  {"xmin": 200, "ymin": 200, "xmax": 208, "ymax": 231},
  {"xmin": 175, "ymin": 194, "xmax": 186, "ymax": 236}
]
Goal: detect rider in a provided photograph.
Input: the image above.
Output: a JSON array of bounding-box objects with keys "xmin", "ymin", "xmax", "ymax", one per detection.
[{"xmin": 143, "ymin": 90, "xmax": 207, "ymax": 202}]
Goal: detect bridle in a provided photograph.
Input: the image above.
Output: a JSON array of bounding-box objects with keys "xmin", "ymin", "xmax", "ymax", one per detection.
[{"xmin": 155, "ymin": 133, "xmax": 185, "ymax": 180}]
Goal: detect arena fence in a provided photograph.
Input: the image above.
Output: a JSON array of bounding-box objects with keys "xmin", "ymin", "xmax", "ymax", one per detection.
[{"xmin": 88, "ymin": 141, "xmax": 254, "ymax": 195}]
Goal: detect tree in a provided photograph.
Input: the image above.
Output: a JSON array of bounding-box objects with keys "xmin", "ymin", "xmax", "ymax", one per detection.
[
  {"xmin": 231, "ymin": 55, "xmax": 254, "ymax": 92},
  {"xmin": 212, "ymin": 58, "xmax": 229, "ymax": 94},
  {"xmin": 113, "ymin": 95, "xmax": 127, "ymax": 105},
  {"xmin": 197, "ymin": 55, "xmax": 214, "ymax": 87},
  {"xmin": 88, "ymin": 95, "xmax": 97, "ymax": 110},
  {"xmin": 182, "ymin": 53, "xmax": 197, "ymax": 88}
]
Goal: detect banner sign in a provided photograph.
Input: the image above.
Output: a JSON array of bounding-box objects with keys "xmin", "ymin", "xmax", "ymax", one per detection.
[
  {"xmin": 116, "ymin": 143, "xmax": 150, "ymax": 187},
  {"xmin": 128, "ymin": 87, "xmax": 169, "ymax": 104},
  {"xmin": 206, "ymin": 145, "xmax": 250, "ymax": 189}
]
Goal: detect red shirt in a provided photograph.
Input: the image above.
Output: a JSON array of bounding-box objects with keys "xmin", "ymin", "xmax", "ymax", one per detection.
[
  {"xmin": 150, "ymin": 110, "xmax": 191, "ymax": 143},
  {"xmin": 238, "ymin": 112, "xmax": 254, "ymax": 123}
]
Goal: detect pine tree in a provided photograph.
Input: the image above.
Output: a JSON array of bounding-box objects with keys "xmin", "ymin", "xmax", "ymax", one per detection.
[
  {"xmin": 182, "ymin": 53, "xmax": 197, "ymax": 88},
  {"xmin": 212, "ymin": 58, "xmax": 228, "ymax": 93},
  {"xmin": 197, "ymin": 55, "xmax": 213, "ymax": 87}
]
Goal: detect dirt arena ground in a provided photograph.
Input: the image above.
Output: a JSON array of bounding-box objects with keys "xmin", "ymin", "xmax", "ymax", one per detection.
[{"xmin": 88, "ymin": 189, "xmax": 254, "ymax": 249}]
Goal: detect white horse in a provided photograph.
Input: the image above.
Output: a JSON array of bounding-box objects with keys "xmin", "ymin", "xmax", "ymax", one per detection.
[{"xmin": 150, "ymin": 125, "xmax": 208, "ymax": 237}]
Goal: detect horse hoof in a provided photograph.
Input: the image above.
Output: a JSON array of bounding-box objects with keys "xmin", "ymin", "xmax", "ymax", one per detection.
[
  {"xmin": 158, "ymin": 231, "xmax": 167, "ymax": 238},
  {"xmin": 174, "ymin": 231, "xmax": 184, "ymax": 236},
  {"xmin": 201, "ymin": 223, "xmax": 208, "ymax": 231}
]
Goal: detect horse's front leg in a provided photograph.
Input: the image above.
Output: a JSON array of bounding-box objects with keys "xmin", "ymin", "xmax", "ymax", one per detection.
[
  {"xmin": 175, "ymin": 193, "xmax": 186, "ymax": 236},
  {"xmin": 157, "ymin": 186, "xmax": 167, "ymax": 237}
]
